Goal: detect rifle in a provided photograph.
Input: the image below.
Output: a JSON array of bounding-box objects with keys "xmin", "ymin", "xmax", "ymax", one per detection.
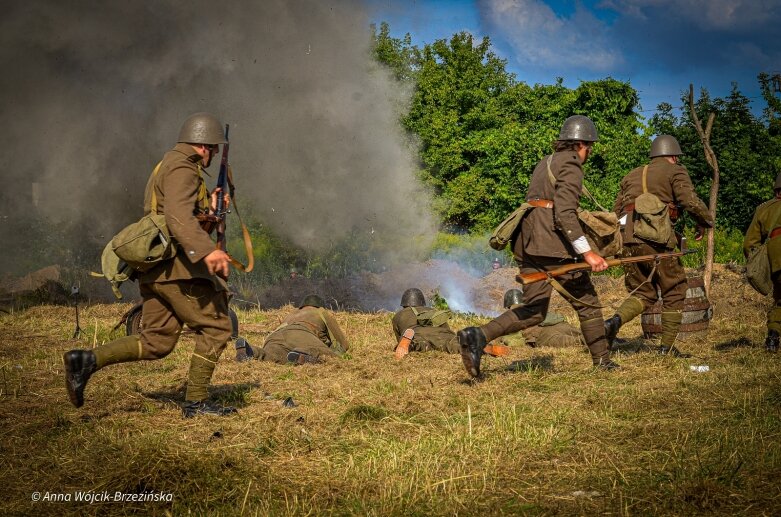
[
  {"xmin": 205, "ymin": 124, "xmax": 254, "ymax": 273},
  {"xmin": 215, "ymin": 124, "xmax": 230, "ymax": 252},
  {"xmin": 516, "ymin": 249, "xmax": 697, "ymax": 285}
]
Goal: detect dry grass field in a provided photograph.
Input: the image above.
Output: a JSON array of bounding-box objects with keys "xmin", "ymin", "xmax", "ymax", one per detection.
[{"xmin": 1, "ymin": 265, "xmax": 780, "ymax": 516}]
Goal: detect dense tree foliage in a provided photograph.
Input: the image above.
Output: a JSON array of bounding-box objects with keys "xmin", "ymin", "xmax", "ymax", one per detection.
[{"xmin": 372, "ymin": 24, "xmax": 781, "ymax": 234}]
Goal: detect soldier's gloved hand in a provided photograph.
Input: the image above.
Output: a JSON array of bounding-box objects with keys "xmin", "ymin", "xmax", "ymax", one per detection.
[
  {"xmin": 694, "ymin": 225, "xmax": 705, "ymax": 241},
  {"xmin": 583, "ymin": 250, "xmax": 609, "ymax": 272},
  {"xmin": 204, "ymin": 249, "xmax": 231, "ymax": 278}
]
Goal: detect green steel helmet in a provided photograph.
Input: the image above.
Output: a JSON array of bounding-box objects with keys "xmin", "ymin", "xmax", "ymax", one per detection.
[
  {"xmin": 775, "ymin": 172, "xmax": 781, "ymax": 190},
  {"xmin": 299, "ymin": 294, "xmax": 325, "ymax": 309},
  {"xmin": 177, "ymin": 112, "xmax": 228, "ymax": 145},
  {"xmin": 400, "ymin": 288, "xmax": 426, "ymax": 307},
  {"xmin": 503, "ymin": 288, "xmax": 523, "ymax": 309},
  {"xmin": 558, "ymin": 115, "xmax": 599, "ymax": 142},
  {"xmin": 649, "ymin": 135, "xmax": 683, "ymax": 158}
]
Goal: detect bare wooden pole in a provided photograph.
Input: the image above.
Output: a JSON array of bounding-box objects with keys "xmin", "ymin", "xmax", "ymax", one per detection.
[{"xmin": 688, "ymin": 84, "xmax": 720, "ymax": 293}]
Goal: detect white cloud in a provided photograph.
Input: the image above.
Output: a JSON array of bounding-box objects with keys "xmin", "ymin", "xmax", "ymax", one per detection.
[{"xmin": 479, "ymin": 0, "xmax": 623, "ymax": 72}]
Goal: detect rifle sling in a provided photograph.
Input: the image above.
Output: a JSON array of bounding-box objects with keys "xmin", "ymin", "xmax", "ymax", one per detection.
[
  {"xmin": 223, "ymin": 165, "xmax": 255, "ymax": 273},
  {"xmin": 547, "ymin": 276, "xmax": 604, "ymax": 309},
  {"xmin": 523, "ymin": 254, "xmax": 604, "ymax": 309}
]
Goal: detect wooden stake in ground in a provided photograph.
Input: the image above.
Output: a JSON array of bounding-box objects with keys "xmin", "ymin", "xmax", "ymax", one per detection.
[{"xmin": 688, "ymin": 84, "xmax": 719, "ymax": 293}]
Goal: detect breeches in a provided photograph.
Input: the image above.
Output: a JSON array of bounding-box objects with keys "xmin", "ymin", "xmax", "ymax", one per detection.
[
  {"xmin": 261, "ymin": 328, "xmax": 337, "ymax": 364},
  {"xmin": 139, "ymin": 280, "xmax": 232, "ymax": 361},
  {"xmin": 769, "ymin": 273, "xmax": 781, "ymax": 333},
  {"xmin": 481, "ymin": 255, "xmax": 603, "ymax": 342},
  {"xmin": 621, "ymin": 242, "xmax": 686, "ymax": 311}
]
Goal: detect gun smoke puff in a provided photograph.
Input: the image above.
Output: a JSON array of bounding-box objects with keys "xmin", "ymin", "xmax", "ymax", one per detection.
[{"xmin": 0, "ymin": 0, "xmax": 435, "ymax": 275}]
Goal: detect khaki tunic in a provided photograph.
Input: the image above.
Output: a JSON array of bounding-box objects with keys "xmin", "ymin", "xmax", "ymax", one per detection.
[
  {"xmin": 261, "ymin": 307, "xmax": 350, "ymax": 363},
  {"xmin": 139, "ymin": 143, "xmax": 221, "ymax": 289},
  {"xmin": 613, "ymin": 157, "xmax": 714, "ymax": 247},
  {"xmin": 481, "ymin": 150, "xmax": 610, "ymax": 364},
  {"xmin": 744, "ymin": 197, "xmax": 781, "ymax": 273},
  {"xmin": 517, "ymin": 151, "xmax": 587, "ymax": 259},
  {"xmin": 613, "ymin": 158, "xmax": 714, "ymax": 310},
  {"xmin": 135, "ymin": 143, "xmax": 232, "ymax": 363},
  {"xmin": 391, "ymin": 307, "xmax": 459, "ymax": 354},
  {"xmin": 744, "ymin": 196, "xmax": 781, "ymax": 333}
]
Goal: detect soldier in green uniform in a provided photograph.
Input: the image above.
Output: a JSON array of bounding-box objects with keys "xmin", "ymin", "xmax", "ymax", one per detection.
[
  {"xmin": 497, "ymin": 289, "xmax": 584, "ymax": 348},
  {"xmin": 64, "ymin": 113, "xmax": 237, "ymax": 418},
  {"xmin": 392, "ymin": 288, "xmax": 460, "ymax": 358},
  {"xmin": 256, "ymin": 294, "xmax": 350, "ymax": 364},
  {"xmin": 458, "ymin": 115, "xmax": 617, "ymax": 377},
  {"xmin": 744, "ymin": 172, "xmax": 781, "ymax": 352},
  {"xmin": 604, "ymin": 135, "xmax": 714, "ymax": 356}
]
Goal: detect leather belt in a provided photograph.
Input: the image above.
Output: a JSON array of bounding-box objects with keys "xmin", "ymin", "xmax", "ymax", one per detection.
[
  {"xmin": 770, "ymin": 227, "xmax": 781, "ymax": 239},
  {"xmin": 528, "ymin": 199, "xmax": 553, "ymax": 208}
]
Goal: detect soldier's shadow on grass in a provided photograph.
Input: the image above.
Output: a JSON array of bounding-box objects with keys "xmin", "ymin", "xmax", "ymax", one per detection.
[
  {"xmin": 505, "ymin": 354, "xmax": 555, "ymax": 374},
  {"xmin": 610, "ymin": 337, "xmax": 653, "ymax": 355},
  {"xmin": 714, "ymin": 337, "xmax": 755, "ymax": 351},
  {"xmin": 141, "ymin": 382, "xmax": 261, "ymax": 409}
]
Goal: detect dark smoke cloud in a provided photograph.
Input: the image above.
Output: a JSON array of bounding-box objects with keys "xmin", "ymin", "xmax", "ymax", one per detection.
[{"xmin": 0, "ymin": 0, "xmax": 435, "ymax": 275}]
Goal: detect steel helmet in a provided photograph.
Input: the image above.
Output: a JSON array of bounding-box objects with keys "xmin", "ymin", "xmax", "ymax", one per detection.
[
  {"xmin": 177, "ymin": 112, "xmax": 228, "ymax": 145},
  {"xmin": 299, "ymin": 294, "xmax": 325, "ymax": 309},
  {"xmin": 558, "ymin": 115, "xmax": 599, "ymax": 142},
  {"xmin": 400, "ymin": 288, "xmax": 426, "ymax": 307},
  {"xmin": 503, "ymin": 288, "xmax": 523, "ymax": 309},
  {"xmin": 649, "ymin": 135, "xmax": 683, "ymax": 158}
]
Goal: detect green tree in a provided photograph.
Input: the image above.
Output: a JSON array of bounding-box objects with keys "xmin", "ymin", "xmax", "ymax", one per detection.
[{"xmin": 370, "ymin": 22, "xmax": 417, "ymax": 83}]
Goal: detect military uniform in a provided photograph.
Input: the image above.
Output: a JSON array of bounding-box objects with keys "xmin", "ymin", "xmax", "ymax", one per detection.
[
  {"xmin": 64, "ymin": 113, "xmax": 235, "ymax": 416},
  {"xmin": 744, "ymin": 192, "xmax": 781, "ymax": 350},
  {"xmin": 608, "ymin": 156, "xmax": 713, "ymax": 350},
  {"xmin": 499, "ymin": 312, "xmax": 584, "ymax": 348},
  {"xmin": 477, "ymin": 149, "xmax": 611, "ymax": 366},
  {"xmin": 259, "ymin": 306, "xmax": 350, "ymax": 363},
  {"xmin": 391, "ymin": 306, "xmax": 459, "ymax": 353}
]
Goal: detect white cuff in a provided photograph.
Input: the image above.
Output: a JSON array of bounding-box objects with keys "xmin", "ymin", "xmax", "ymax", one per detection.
[{"xmin": 571, "ymin": 236, "xmax": 591, "ymax": 254}]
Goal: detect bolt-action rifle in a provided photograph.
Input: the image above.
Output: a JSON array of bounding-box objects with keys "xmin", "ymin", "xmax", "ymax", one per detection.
[
  {"xmin": 516, "ymin": 249, "xmax": 697, "ymax": 285},
  {"xmin": 201, "ymin": 124, "xmax": 254, "ymax": 274}
]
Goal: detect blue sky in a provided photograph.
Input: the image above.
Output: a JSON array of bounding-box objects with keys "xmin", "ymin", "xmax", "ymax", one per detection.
[{"xmin": 367, "ymin": 0, "xmax": 781, "ymax": 119}]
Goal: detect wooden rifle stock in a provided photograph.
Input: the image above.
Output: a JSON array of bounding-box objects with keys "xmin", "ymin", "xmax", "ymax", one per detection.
[{"xmin": 516, "ymin": 249, "xmax": 697, "ymax": 286}]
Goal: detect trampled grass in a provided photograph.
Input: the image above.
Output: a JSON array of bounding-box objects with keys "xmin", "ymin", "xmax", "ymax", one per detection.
[{"xmin": 1, "ymin": 265, "xmax": 780, "ymax": 515}]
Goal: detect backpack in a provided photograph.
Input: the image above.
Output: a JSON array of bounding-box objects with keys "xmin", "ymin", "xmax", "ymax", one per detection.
[
  {"xmin": 90, "ymin": 241, "xmax": 136, "ymax": 299},
  {"xmin": 489, "ymin": 202, "xmax": 533, "ymax": 251},
  {"xmin": 111, "ymin": 213, "xmax": 176, "ymax": 272},
  {"xmin": 410, "ymin": 307, "xmax": 452, "ymax": 327},
  {"xmin": 746, "ymin": 208, "xmax": 781, "ymax": 296},
  {"xmin": 632, "ymin": 165, "xmax": 674, "ymax": 245}
]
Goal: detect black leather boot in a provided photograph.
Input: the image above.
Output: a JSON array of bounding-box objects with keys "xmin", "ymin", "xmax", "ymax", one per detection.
[
  {"xmin": 458, "ymin": 327, "xmax": 486, "ymax": 378},
  {"xmin": 765, "ymin": 330, "xmax": 780, "ymax": 353},
  {"xmin": 603, "ymin": 314, "xmax": 622, "ymax": 349},
  {"xmin": 63, "ymin": 350, "xmax": 97, "ymax": 408},
  {"xmin": 182, "ymin": 401, "xmax": 238, "ymax": 418},
  {"xmin": 287, "ymin": 351, "xmax": 320, "ymax": 364},
  {"xmin": 234, "ymin": 338, "xmax": 255, "ymax": 362}
]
